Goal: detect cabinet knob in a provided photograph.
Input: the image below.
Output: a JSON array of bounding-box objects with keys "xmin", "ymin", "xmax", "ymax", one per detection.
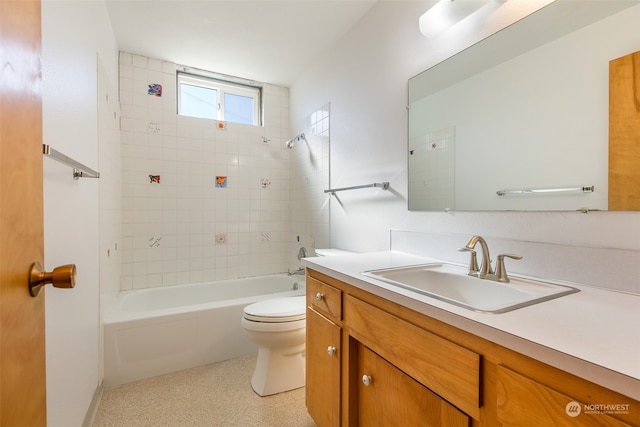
[
  {"xmin": 362, "ymin": 375, "xmax": 372, "ymax": 386},
  {"xmin": 315, "ymin": 292, "xmax": 324, "ymax": 301},
  {"xmin": 327, "ymin": 346, "xmax": 336, "ymax": 356}
]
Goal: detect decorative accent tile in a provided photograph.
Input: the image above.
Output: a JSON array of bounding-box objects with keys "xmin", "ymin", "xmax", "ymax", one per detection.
[
  {"xmin": 261, "ymin": 178, "xmax": 271, "ymax": 188},
  {"xmin": 148, "ymin": 237, "xmax": 162, "ymax": 247},
  {"xmin": 148, "ymin": 83, "xmax": 162, "ymax": 97},
  {"xmin": 215, "ymin": 233, "xmax": 227, "ymax": 244},
  {"xmin": 149, "ymin": 175, "xmax": 160, "ymax": 184},
  {"xmin": 261, "ymin": 232, "xmax": 271, "ymax": 242},
  {"xmin": 148, "ymin": 121, "xmax": 161, "ymax": 134},
  {"xmin": 427, "ymin": 127, "xmax": 454, "ymax": 151},
  {"xmin": 216, "ymin": 121, "xmax": 227, "ymax": 131},
  {"xmin": 215, "ymin": 176, "xmax": 227, "ymax": 188}
]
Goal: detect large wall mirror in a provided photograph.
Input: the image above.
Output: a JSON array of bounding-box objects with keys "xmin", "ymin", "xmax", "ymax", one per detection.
[{"xmin": 408, "ymin": 0, "xmax": 640, "ymax": 211}]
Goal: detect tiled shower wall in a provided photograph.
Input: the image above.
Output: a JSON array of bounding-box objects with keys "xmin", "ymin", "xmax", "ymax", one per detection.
[{"xmin": 119, "ymin": 52, "xmax": 291, "ymax": 290}]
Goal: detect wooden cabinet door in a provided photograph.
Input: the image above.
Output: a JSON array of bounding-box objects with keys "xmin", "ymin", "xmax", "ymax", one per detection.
[
  {"xmin": 609, "ymin": 50, "xmax": 640, "ymax": 210},
  {"xmin": 345, "ymin": 294, "xmax": 480, "ymax": 418},
  {"xmin": 306, "ymin": 308, "xmax": 341, "ymax": 427},
  {"xmin": 357, "ymin": 344, "xmax": 469, "ymax": 427},
  {"xmin": 497, "ymin": 366, "xmax": 635, "ymax": 427}
]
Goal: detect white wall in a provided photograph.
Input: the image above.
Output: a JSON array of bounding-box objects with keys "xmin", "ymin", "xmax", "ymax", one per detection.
[
  {"xmin": 41, "ymin": 0, "xmax": 119, "ymax": 425},
  {"xmin": 290, "ymin": 1, "xmax": 640, "ymax": 255}
]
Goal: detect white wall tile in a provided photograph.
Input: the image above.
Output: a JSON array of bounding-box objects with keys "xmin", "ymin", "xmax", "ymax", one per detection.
[{"xmin": 119, "ymin": 53, "xmax": 291, "ymax": 288}]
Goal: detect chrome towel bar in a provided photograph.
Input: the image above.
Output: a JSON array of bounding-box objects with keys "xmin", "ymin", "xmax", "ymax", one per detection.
[
  {"xmin": 496, "ymin": 186, "xmax": 593, "ymax": 196},
  {"xmin": 43, "ymin": 144, "xmax": 100, "ymax": 179},
  {"xmin": 325, "ymin": 182, "xmax": 390, "ymax": 194}
]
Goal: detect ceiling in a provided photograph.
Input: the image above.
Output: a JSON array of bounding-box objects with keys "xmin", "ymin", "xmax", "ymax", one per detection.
[{"xmin": 105, "ymin": 0, "xmax": 379, "ymax": 87}]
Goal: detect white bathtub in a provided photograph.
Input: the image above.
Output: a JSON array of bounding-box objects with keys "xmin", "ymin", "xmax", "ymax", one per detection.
[{"xmin": 103, "ymin": 274, "xmax": 305, "ymax": 386}]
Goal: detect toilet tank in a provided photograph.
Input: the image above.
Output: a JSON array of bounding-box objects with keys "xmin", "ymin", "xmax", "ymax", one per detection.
[{"xmin": 314, "ymin": 248, "xmax": 354, "ymax": 257}]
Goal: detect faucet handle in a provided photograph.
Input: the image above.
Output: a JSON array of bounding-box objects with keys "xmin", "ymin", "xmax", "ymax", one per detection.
[
  {"xmin": 495, "ymin": 253, "xmax": 523, "ymax": 283},
  {"xmin": 458, "ymin": 247, "xmax": 479, "ymax": 276}
]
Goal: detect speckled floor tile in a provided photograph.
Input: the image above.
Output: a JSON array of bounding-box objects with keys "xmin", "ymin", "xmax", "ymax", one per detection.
[{"xmin": 92, "ymin": 354, "xmax": 316, "ymax": 427}]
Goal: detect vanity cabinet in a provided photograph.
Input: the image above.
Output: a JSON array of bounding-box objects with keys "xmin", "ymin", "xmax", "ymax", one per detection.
[
  {"xmin": 305, "ymin": 268, "xmax": 640, "ymax": 427},
  {"xmin": 306, "ymin": 277, "xmax": 342, "ymax": 427}
]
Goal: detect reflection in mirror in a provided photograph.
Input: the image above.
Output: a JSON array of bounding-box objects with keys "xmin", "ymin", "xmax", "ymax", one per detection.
[{"xmin": 408, "ymin": 1, "xmax": 640, "ymax": 211}]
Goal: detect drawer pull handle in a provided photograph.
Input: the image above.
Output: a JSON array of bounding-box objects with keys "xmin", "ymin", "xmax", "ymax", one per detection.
[
  {"xmin": 315, "ymin": 292, "xmax": 324, "ymax": 301},
  {"xmin": 327, "ymin": 346, "xmax": 336, "ymax": 356},
  {"xmin": 362, "ymin": 375, "xmax": 372, "ymax": 386}
]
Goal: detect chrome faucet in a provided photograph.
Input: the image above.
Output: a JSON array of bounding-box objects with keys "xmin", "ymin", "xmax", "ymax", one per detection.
[
  {"xmin": 287, "ymin": 268, "xmax": 305, "ymax": 276},
  {"xmin": 493, "ymin": 253, "xmax": 523, "ymax": 283},
  {"xmin": 459, "ymin": 235, "xmax": 522, "ymax": 283},
  {"xmin": 460, "ymin": 235, "xmax": 494, "ymax": 278}
]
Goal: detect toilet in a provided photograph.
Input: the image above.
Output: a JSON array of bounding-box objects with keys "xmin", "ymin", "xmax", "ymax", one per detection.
[
  {"xmin": 241, "ymin": 295, "xmax": 307, "ymax": 396},
  {"xmin": 314, "ymin": 248, "xmax": 353, "ymax": 257},
  {"xmin": 241, "ymin": 249, "xmax": 352, "ymax": 396}
]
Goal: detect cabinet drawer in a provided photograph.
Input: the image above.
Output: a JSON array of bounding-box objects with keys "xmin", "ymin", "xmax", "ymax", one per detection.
[
  {"xmin": 345, "ymin": 295, "xmax": 480, "ymax": 418},
  {"xmin": 307, "ymin": 276, "xmax": 342, "ymax": 321},
  {"xmin": 497, "ymin": 366, "xmax": 634, "ymax": 427}
]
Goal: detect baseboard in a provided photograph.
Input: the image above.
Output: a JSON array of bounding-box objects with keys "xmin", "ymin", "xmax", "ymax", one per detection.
[{"xmin": 82, "ymin": 384, "xmax": 104, "ymax": 427}]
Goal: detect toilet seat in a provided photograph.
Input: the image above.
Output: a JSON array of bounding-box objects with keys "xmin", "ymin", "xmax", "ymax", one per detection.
[{"xmin": 243, "ymin": 296, "xmax": 306, "ymax": 323}]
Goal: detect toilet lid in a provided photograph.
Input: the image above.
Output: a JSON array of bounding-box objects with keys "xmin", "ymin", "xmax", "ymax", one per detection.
[
  {"xmin": 243, "ymin": 296, "xmax": 306, "ymax": 322},
  {"xmin": 315, "ymin": 248, "xmax": 353, "ymax": 257}
]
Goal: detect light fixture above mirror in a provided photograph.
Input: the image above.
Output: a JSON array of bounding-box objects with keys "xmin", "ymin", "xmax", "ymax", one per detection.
[{"xmin": 419, "ymin": 0, "xmax": 507, "ymax": 39}]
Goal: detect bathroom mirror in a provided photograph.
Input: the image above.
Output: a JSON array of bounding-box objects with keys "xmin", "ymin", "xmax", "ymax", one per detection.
[{"xmin": 408, "ymin": 0, "xmax": 639, "ymax": 211}]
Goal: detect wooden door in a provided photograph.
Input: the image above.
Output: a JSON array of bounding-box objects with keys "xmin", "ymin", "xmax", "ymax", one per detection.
[
  {"xmin": 0, "ymin": 0, "xmax": 47, "ymax": 425},
  {"xmin": 609, "ymin": 50, "xmax": 640, "ymax": 210}
]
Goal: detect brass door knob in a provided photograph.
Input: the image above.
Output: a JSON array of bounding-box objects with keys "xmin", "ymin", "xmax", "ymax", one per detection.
[{"xmin": 29, "ymin": 262, "xmax": 76, "ymax": 297}]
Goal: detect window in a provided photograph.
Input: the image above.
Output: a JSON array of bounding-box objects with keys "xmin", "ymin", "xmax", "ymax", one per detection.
[{"xmin": 177, "ymin": 72, "xmax": 261, "ymax": 125}]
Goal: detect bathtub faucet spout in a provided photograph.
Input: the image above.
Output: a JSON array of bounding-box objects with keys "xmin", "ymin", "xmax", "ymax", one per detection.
[{"xmin": 287, "ymin": 268, "xmax": 305, "ymax": 276}]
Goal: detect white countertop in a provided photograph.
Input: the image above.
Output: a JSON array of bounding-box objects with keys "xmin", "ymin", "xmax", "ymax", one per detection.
[{"xmin": 302, "ymin": 251, "xmax": 640, "ymax": 401}]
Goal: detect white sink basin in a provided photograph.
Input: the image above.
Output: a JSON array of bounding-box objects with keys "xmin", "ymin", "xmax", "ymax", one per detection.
[{"xmin": 362, "ymin": 263, "xmax": 579, "ymax": 314}]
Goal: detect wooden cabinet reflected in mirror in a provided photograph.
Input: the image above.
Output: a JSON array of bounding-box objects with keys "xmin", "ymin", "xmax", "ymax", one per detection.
[{"xmin": 609, "ymin": 50, "xmax": 640, "ymax": 211}]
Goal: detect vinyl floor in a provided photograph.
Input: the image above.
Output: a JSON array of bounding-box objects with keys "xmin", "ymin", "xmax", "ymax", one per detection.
[{"xmin": 92, "ymin": 354, "xmax": 316, "ymax": 427}]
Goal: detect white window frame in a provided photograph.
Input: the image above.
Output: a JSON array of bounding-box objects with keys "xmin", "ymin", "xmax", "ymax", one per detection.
[{"xmin": 177, "ymin": 72, "xmax": 262, "ymax": 125}]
